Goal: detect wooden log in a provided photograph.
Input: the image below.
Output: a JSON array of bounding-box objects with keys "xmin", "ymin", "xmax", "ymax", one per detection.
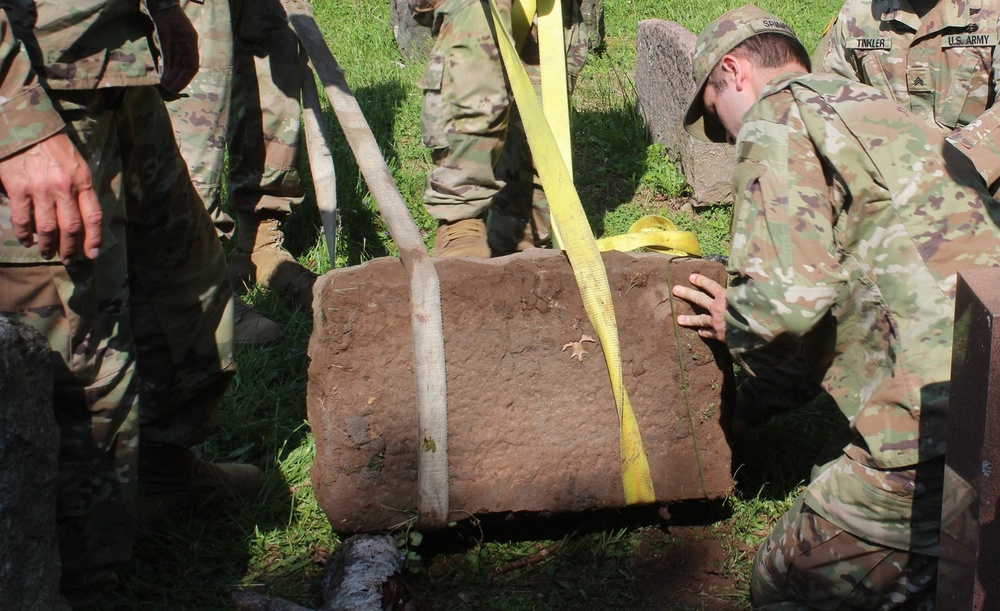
[{"xmin": 307, "ymin": 250, "xmax": 735, "ymax": 533}]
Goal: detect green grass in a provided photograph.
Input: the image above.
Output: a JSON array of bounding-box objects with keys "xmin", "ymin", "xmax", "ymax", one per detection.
[{"xmin": 103, "ymin": 0, "xmax": 846, "ymax": 608}]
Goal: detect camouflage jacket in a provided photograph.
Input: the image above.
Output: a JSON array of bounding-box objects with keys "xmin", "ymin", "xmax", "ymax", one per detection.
[
  {"xmin": 817, "ymin": 0, "xmax": 1000, "ymax": 189},
  {"xmin": 726, "ymin": 71, "xmax": 1000, "ymax": 551},
  {"xmin": 0, "ymin": 0, "xmax": 175, "ymax": 158}
]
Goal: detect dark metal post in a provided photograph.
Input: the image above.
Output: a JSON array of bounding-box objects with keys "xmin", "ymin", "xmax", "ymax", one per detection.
[{"xmin": 938, "ymin": 268, "xmax": 1000, "ymax": 609}]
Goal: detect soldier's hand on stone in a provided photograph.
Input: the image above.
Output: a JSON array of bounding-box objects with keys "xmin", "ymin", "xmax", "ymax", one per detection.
[
  {"xmin": 0, "ymin": 132, "xmax": 102, "ymax": 263},
  {"xmin": 672, "ymin": 273, "xmax": 728, "ymax": 343},
  {"xmin": 153, "ymin": 5, "xmax": 199, "ymax": 93}
]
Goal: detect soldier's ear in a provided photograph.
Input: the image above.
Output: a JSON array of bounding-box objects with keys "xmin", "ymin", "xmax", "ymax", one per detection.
[{"xmin": 719, "ymin": 54, "xmax": 750, "ymax": 92}]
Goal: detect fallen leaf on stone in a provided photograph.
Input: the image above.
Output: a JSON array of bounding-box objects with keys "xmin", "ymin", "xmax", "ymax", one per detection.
[
  {"xmin": 562, "ymin": 334, "xmax": 597, "ymax": 362},
  {"xmin": 562, "ymin": 341, "xmax": 588, "ymax": 361}
]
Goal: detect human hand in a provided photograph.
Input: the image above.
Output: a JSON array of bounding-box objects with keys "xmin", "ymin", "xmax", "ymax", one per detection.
[
  {"xmin": 671, "ymin": 273, "xmax": 728, "ymax": 343},
  {"xmin": 153, "ymin": 5, "xmax": 199, "ymax": 93},
  {"xmin": 0, "ymin": 132, "xmax": 102, "ymax": 263}
]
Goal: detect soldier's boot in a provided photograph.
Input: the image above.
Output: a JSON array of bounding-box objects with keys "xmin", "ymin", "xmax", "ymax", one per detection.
[
  {"xmin": 432, "ymin": 217, "xmax": 491, "ymax": 258},
  {"xmin": 137, "ymin": 444, "xmax": 264, "ymax": 525},
  {"xmin": 517, "ymin": 204, "xmax": 551, "ymax": 251},
  {"xmin": 233, "ymin": 295, "xmax": 284, "ymax": 348},
  {"xmin": 230, "ymin": 213, "xmax": 317, "ymax": 308}
]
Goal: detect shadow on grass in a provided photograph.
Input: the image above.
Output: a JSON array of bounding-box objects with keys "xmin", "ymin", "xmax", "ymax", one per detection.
[
  {"xmin": 292, "ymin": 79, "xmax": 416, "ymax": 267},
  {"xmin": 100, "ymin": 296, "xmax": 327, "ymax": 610},
  {"xmin": 730, "ymin": 392, "xmax": 847, "ymax": 501},
  {"xmin": 572, "ymin": 103, "xmax": 649, "ymax": 236}
]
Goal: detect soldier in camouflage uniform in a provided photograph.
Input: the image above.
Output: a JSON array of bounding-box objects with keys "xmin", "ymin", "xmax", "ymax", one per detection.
[
  {"xmin": 167, "ymin": 0, "xmax": 314, "ymax": 347},
  {"xmin": 417, "ymin": 0, "xmax": 588, "ymax": 257},
  {"xmin": 0, "ymin": 1, "xmax": 260, "ymax": 605},
  {"xmin": 816, "ymin": 0, "xmax": 1000, "ymax": 194},
  {"xmin": 675, "ymin": 5, "xmax": 1000, "ymax": 607}
]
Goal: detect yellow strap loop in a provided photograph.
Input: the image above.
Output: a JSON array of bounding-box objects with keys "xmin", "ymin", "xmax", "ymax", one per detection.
[
  {"xmin": 596, "ymin": 216, "xmax": 703, "ymax": 256},
  {"xmin": 490, "ymin": 0, "xmax": 655, "ymax": 504}
]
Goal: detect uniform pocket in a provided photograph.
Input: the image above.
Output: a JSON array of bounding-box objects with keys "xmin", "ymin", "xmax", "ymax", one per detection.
[{"xmin": 418, "ymin": 51, "xmax": 445, "ymax": 92}]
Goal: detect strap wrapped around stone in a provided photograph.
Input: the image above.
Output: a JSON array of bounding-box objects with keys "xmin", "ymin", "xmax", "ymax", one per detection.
[{"xmin": 283, "ymin": 0, "xmax": 450, "ymax": 528}]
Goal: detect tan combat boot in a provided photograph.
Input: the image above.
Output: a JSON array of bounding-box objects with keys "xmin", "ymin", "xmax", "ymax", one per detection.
[
  {"xmin": 230, "ymin": 214, "xmax": 317, "ymax": 307},
  {"xmin": 137, "ymin": 444, "xmax": 266, "ymax": 526},
  {"xmin": 515, "ymin": 205, "xmax": 551, "ymax": 252},
  {"xmin": 233, "ymin": 295, "xmax": 284, "ymax": 348},
  {"xmin": 432, "ymin": 218, "xmax": 491, "ymax": 258}
]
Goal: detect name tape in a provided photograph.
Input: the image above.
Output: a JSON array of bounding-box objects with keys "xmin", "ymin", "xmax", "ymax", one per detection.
[
  {"xmin": 943, "ymin": 33, "xmax": 998, "ymax": 47},
  {"xmin": 847, "ymin": 37, "xmax": 892, "ymax": 50},
  {"xmin": 750, "ymin": 18, "xmax": 794, "ymax": 34}
]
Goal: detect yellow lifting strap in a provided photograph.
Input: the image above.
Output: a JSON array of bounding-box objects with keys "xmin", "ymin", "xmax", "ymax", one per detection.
[
  {"xmin": 493, "ymin": 0, "xmax": 666, "ymax": 504},
  {"xmin": 596, "ymin": 216, "xmax": 702, "ymax": 257}
]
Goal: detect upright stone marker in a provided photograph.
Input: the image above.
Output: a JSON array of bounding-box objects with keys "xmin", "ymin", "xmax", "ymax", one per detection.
[
  {"xmin": 391, "ymin": 0, "xmax": 433, "ymax": 62},
  {"xmin": 938, "ymin": 268, "xmax": 1000, "ymax": 609},
  {"xmin": 635, "ymin": 19, "xmax": 735, "ymax": 206},
  {"xmin": 0, "ymin": 316, "xmax": 65, "ymax": 609}
]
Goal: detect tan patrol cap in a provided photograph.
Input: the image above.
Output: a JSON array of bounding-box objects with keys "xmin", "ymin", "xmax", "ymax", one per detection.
[{"xmin": 683, "ymin": 5, "xmax": 798, "ymax": 143}]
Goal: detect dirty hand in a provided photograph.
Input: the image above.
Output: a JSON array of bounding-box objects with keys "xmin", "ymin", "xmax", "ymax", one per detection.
[
  {"xmin": 672, "ymin": 273, "xmax": 728, "ymax": 343},
  {"xmin": 153, "ymin": 5, "xmax": 199, "ymax": 93},
  {"xmin": 0, "ymin": 132, "xmax": 102, "ymax": 263}
]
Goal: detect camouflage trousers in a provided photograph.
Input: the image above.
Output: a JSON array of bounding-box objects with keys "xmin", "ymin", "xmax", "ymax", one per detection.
[
  {"xmin": 168, "ymin": 0, "xmax": 305, "ymax": 238},
  {"xmin": 751, "ymin": 494, "xmax": 938, "ymax": 609},
  {"xmin": 419, "ymin": 0, "xmax": 587, "ymax": 254},
  {"xmin": 0, "ymin": 86, "xmax": 234, "ymax": 583}
]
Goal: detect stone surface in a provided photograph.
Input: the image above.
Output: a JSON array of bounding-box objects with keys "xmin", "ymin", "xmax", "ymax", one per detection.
[
  {"xmin": 308, "ymin": 249, "xmax": 735, "ymax": 533},
  {"xmin": 0, "ymin": 316, "xmax": 65, "ymax": 608},
  {"xmin": 938, "ymin": 268, "xmax": 1000, "ymax": 610},
  {"xmin": 635, "ymin": 19, "xmax": 735, "ymax": 206},
  {"xmin": 391, "ymin": 0, "xmax": 433, "ymax": 62}
]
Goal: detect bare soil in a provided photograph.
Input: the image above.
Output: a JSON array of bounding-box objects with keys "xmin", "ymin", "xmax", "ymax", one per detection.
[{"xmin": 632, "ymin": 525, "xmax": 746, "ymax": 610}]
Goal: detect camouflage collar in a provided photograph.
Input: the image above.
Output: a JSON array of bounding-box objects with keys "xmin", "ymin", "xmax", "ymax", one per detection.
[
  {"xmin": 882, "ymin": 0, "xmax": 974, "ymax": 33},
  {"xmin": 757, "ymin": 69, "xmax": 812, "ymax": 102}
]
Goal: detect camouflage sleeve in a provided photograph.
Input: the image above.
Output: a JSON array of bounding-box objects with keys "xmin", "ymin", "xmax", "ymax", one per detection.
[
  {"xmin": 947, "ymin": 25, "xmax": 1000, "ymax": 191},
  {"xmin": 816, "ymin": 7, "xmax": 859, "ymax": 80},
  {"xmin": 723, "ymin": 108, "xmax": 845, "ymax": 373},
  {"xmin": 0, "ymin": 15, "xmax": 65, "ymax": 160}
]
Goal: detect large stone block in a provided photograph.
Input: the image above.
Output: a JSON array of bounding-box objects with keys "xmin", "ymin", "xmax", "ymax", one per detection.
[
  {"xmin": 308, "ymin": 250, "xmax": 735, "ymax": 533},
  {"xmin": 0, "ymin": 316, "xmax": 64, "ymax": 608},
  {"xmin": 635, "ymin": 19, "xmax": 735, "ymax": 206}
]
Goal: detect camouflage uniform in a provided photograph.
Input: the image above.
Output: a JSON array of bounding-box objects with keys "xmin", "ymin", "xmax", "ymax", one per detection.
[
  {"xmin": 685, "ymin": 6, "xmax": 1000, "ymax": 607},
  {"xmin": 167, "ymin": 0, "xmax": 304, "ymax": 238},
  {"xmin": 816, "ymin": 0, "xmax": 1000, "ymax": 193},
  {"xmin": 167, "ymin": 0, "xmax": 236, "ymax": 234},
  {"xmin": 419, "ymin": 0, "xmax": 587, "ymax": 255},
  {"xmin": 0, "ymin": 0, "xmax": 234, "ymax": 601}
]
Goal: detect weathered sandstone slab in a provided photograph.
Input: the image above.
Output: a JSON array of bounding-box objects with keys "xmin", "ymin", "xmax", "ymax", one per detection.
[{"xmin": 308, "ymin": 250, "xmax": 734, "ymax": 533}]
